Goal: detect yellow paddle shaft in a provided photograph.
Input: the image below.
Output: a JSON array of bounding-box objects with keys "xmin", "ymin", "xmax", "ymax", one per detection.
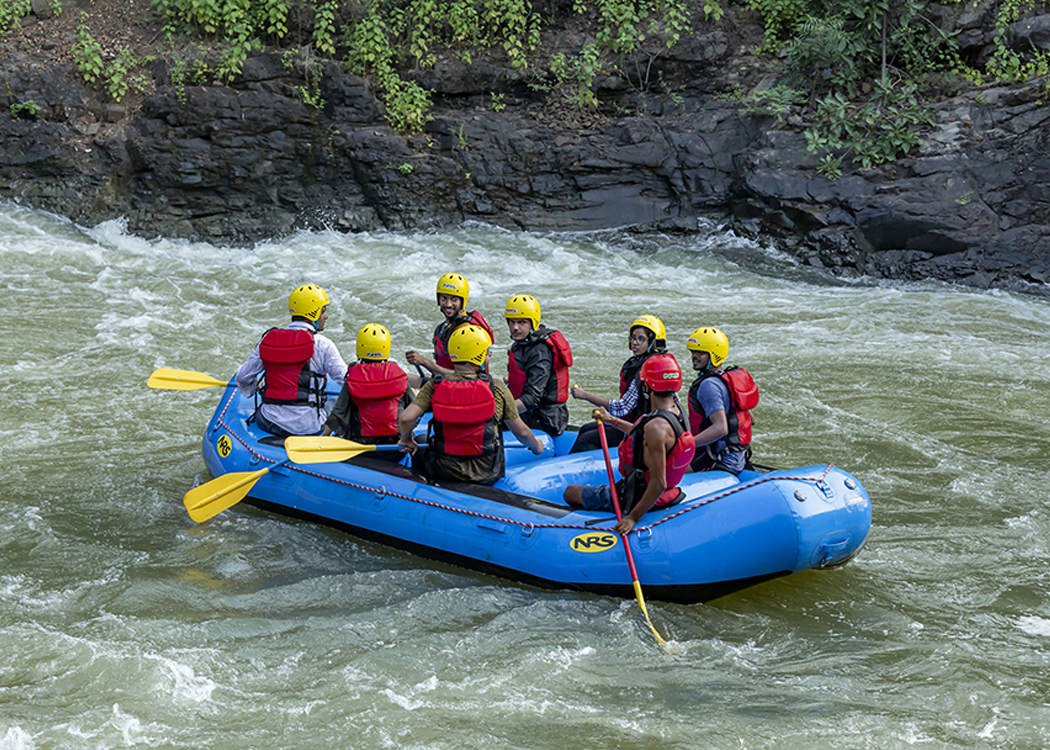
[{"xmin": 147, "ymin": 368, "xmax": 227, "ymax": 391}]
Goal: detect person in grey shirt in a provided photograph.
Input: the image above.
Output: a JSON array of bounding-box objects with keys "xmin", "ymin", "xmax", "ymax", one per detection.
[{"xmin": 235, "ymin": 284, "xmax": 347, "ymax": 437}]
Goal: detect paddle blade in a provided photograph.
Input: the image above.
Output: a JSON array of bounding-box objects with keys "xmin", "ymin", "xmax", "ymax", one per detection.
[
  {"xmin": 148, "ymin": 368, "xmax": 227, "ymax": 391},
  {"xmin": 182, "ymin": 468, "xmax": 269, "ymax": 522},
  {"xmin": 284, "ymin": 436, "xmax": 378, "ymax": 464}
]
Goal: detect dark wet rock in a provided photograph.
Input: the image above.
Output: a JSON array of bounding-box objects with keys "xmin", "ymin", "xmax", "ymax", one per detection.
[{"xmin": 0, "ymin": 9, "xmax": 1048, "ymax": 295}]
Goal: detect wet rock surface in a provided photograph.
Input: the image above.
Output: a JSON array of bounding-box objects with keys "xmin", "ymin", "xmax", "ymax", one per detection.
[{"xmin": 1, "ymin": 6, "xmax": 1047, "ymax": 294}]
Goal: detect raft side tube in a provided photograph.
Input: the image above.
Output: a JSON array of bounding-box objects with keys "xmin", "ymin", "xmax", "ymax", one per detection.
[{"xmin": 776, "ymin": 466, "xmax": 872, "ymax": 571}]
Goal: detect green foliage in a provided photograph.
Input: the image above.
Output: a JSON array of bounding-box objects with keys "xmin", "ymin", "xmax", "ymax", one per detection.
[
  {"xmin": 0, "ymin": 0, "xmax": 30, "ymax": 34},
  {"xmin": 738, "ymin": 0, "xmax": 1050, "ymax": 176},
  {"xmin": 732, "ymin": 83, "xmax": 804, "ymax": 122},
  {"xmin": 743, "ymin": 0, "xmax": 808, "ymax": 49},
  {"xmin": 804, "ymin": 79, "xmax": 934, "ymax": 176},
  {"xmin": 141, "ymin": 0, "xmax": 1048, "ymax": 156},
  {"xmin": 72, "ymin": 16, "xmax": 152, "ymax": 102},
  {"xmin": 290, "ymin": 48, "xmax": 327, "ymax": 109},
  {"xmin": 170, "ymin": 57, "xmax": 189, "ymax": 104},
  {"xmin": 313, "ymin": 0, "xmax": 337, "ymax": 54},
  {"xmin": 982, "ymin": 0, "xmax": 1050, "ymax": 82},
  {"xmin": 72, "ymin": 15, "xmax": 106, "ymax": 84},
  {"xmin": 781, "ymin": 15, "xmax": 867, "ymax": 96},
  {"xmin": 144, "ymin": 0, "xmax": 730, "ymax": 129},
  {"xmin": 10, "ymin": 99, "xmax": 40, "ymax": 119},
  {"xmin": 382, "ymin": 76, "xmax": 433, "ymax": 131},
  {"xmin": 106, "ymin": 48, "xmax": 136, "ymax": 101},
  {"xmin": 594, "ymin": 0, "xmax": 693, "ymax": 53}
]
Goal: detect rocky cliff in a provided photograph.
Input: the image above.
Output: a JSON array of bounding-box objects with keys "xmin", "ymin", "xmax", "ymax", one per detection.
[{"xmin": 1, "ymin": 3, "xmax": 1047, "ymax": 293}]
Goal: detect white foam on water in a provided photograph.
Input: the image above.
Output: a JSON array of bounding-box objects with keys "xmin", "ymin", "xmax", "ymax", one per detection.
[
  {"xmin": 158, "ymin": 659, "xmax": 217, "ymax": 703},
  {"xmin": 977, "ymin": 714, "xmax": 999, "ymax": 739},
  {"xmin": 0, "ymin": 727, "xmax": 36, "ymax": 750},
  {"xmin": 6, "ymin": 203, "xmax": 1050, "ymax": 748},
  {"xmin": 380, "ymin": 687, "xmax": 429, "ymax": 711},
  {"xmin": 1017, "ymin": 616, "xmax": 1050, "ymax": 637}
]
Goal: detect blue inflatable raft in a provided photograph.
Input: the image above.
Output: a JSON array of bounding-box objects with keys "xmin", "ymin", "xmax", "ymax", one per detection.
[{"xmin": 196, "ymin": 379, "xmax": 871, "ymax": 603}]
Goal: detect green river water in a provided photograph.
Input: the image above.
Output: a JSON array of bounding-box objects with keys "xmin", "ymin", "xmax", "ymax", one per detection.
[{"xmin": 1, "ymin": 202, "xmax": 1049, "ymax": 749}]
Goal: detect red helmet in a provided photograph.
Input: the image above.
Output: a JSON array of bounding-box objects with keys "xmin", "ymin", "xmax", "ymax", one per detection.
[{"xmin": 640, "ymin": 354, "xmax": 683, "ymax": 392}]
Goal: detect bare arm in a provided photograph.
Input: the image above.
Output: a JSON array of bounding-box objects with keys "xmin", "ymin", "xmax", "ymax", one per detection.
[
  {"xmin": 398, "ymin": 403, "xmax": 425, "ymax": 454},
  {"xmin": 571, "ymin": 384, "xmax": 610, "ymax": 408},
  {"xmin": 506, "ymin": 417, "xmax": 544, "ymax": 455},
  {"xmin": 693, "ymin": 409, "xmax": 729, "ymax": 447},
  {"xmin": 614, "ymin": 418, "xmax": 672, "ymax": 535},
  {"xmin": 405, "ymin": 350, "xmax": 455, "ymax": 378},
  {"xmin": 594, "ymin": 407, "xmax": 633, "ymax": 434}
]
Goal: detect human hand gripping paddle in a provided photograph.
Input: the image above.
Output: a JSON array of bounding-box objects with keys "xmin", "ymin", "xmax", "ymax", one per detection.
[{"xmin": 594, "ymin": 410, "xmax": 670, "ymax": 649}]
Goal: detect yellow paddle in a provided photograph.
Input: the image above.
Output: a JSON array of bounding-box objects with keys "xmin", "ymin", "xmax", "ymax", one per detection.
[
  {"xmin": 183, "ymin": 437, "xmax": 406, "ymax": 523},
  {"xmin": 183, "ymin": 462, "xmax": 287, "ymax": 523},
  {"xmin": 595, "ymin": 412, "xmax": 669, "ymax": 649},
  {"xmin": 284, "ymin": 435, "xmax": 407, "ymax": 464},
  {"xmin": 148, "ymin": 368, "xmax": 227, "ymax": 391}
]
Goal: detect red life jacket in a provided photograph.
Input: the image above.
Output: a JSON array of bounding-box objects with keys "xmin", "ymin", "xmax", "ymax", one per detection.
[
  {"xmin": 506, "ymin": 327, "xmax": 574, "ymax": 403},
  {"xmin": 687, "ymin": 366, "xmax": 759, "ymax": 448},
  {"xmin": 618, "ymin": 408, "xmax": 696, "ymax": 508},
  {"xmin": 428, "ymin": 374, "xmax": 500, "ymax": 458},
  {"xmin": 433, "ymin": 310, "xmax": 495, "ymax": 369},
  {"xmin": 345, "ymin": 361, "xmax": 408, "ymax": 438},
  {"xmin": 259, "ymin": 328, "xmax": 324, "ymax": 406}
]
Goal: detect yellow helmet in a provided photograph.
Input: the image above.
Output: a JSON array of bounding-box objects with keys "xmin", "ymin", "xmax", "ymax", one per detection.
[
  {"xmin": 447, "ymin": 324, "xmax": 492, "ymax": 366},
  {"xmin": 686, "ymin": 326, "xmax": 729, "ymax": 367},
  {"xmin": 436, "ymin": 272, "xmax": 469, "ymax": 305},
  {"xmin": 356, "ymin": 323, "xmax": 391, "ymax": 361},
  {"xmin": 288, "ymin": 284, "xmax": 330, "ymax": 322},
  {"xmin": 629, "ymin": 314, "xmax": 666, "ymax": 342},
  {"xmin": 504, "ymin": 294, "xmax": 541, "ymax": 331}
]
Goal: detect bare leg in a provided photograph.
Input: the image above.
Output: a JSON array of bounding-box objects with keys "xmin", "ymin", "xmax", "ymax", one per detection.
[{"xmin": 563, "ymin": 485, "xmax": 585, "ymax": 507}]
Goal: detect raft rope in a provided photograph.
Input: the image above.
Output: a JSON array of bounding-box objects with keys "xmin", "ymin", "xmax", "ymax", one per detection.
[{"xmin": 216, "ymin": 394, "xmax": 834, "ymax": 535}]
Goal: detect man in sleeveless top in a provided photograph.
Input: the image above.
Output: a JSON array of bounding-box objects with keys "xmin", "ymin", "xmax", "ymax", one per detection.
[{"xmin": 564, "ymin": 354, "xmax": 696, "ymax": 535}]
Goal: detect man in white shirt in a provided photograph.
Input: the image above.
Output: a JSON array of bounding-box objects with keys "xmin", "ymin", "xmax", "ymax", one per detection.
[{"xmin": 235, "ymin": 284, "xmax": 348, "ymax": 437}]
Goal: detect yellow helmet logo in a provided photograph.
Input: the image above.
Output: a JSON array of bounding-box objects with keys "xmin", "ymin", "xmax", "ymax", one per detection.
[
  {"xmin": 686, "ymin": 326, "xmax": 729, "ymax": 366},
  {"xmin": 436, "ymin": 273, "xmax": 469, "ymax": 304},
  {"xmin": 503, "ymin": 294, "xmax": 541, "ymax": 330},
  {"xmin": 447, "ymin": 324, "xmax": 491, "ymax": 365},
  {"xmin": 569, "ymin": 532, "xmax": 619, "ymax": 553},
  {"xmin": 356, "ymin": 323, "xmax": 391, "ymax": 361}
]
